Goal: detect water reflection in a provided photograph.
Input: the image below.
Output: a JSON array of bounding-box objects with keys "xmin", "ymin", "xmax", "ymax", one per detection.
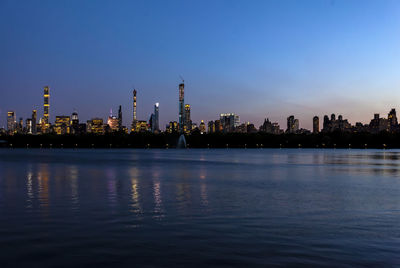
[
  {"xmin": 37, "ymin": 164, "xmax": 50, "ymax": 208},
  {"xmin": 69, "ymin": 165, "xmax": 79, "ymax": 210},
  {"xmin": 199, "ymin": 167, "xmax": 208, "ymax": 207},
  {"xmin": 26, "ymin": 166, "xmax": 34, "ymax": 209},
  {"xmin": 325, "ymin": 151, "xmax": 400, "ymax": 176},
  {"xmin": 153, "ymin": 181, "xmax": 164, "ymax": 219},
  {"xmin": 152, "ymin": 168, "xmax": 164, "ymax": 219},
  {"xmin": 106, "ymin": 168, "xmax": 117, "ymax": 207}
]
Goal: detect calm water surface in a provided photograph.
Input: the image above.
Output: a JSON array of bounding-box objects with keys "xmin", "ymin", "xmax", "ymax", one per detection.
[{"xmin": 1, "ymin": 149, "xmax": 400, "ymax": 267}]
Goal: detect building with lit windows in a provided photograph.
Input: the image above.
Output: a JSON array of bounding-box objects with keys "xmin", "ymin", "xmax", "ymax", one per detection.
[
  {"xmin": 166, "ymin": 121, "xmax": 178, "ymax": 133},
  {"xmin": 388, "ymin": 108, "xmax": 398, "ymax": 132},
  {"xmin": 16, "ymin": 117, "xmax": 23, "ymax": 134},
  {"xmin": 54, "ymin": 116, "xmax": 71, "ymax": 135},
  {"xmin": 131, "ymin": 89, "xmax": 138, "ymax": 132},
  {"xmin": 42, "ymin": 86, "xmax": 50, "ymax": 133},
  {"xmin": 220, "ymin": 113, "xmax": 240, "ymax": 133},
  {"xmin": 118, "ymin": 105, "xmax": 122, "ymax": 131},
  {"xmin": 313, "ymin": 116, "xmax": 319, "ymax": 133},
  {"xmin": 208, "ymin": 121, "xmax": 215, "ymax": 133},
  {"xmin": 32, "ymin": 110, "xmax": 37, "ymax": 135},
  {"xmin": 26, "ymin": 119, "xmax": 33, "ymax": 134},
  {"xmin": 7, "ymin": 111, "xmax": 16, "ymax": 134},
  {"xmin": 152, "ymin": 103, "xmax": 159, "ymax": 133},
  {"xmin": 107, "ymin": 111, "xmax": 119, "ymax": 131},
  {"xmin": 199, "ymin": 120, "xmax": 206, "ymax": 134},
  {"xmin": 184, "ymin": 104, "xmax": 192, "ymax": 133},
  {"xmin": 87, "ymin": 118, "xmax": 104, "ymax": 134},
  {"xmin": 178, "ymin": 82, "xmax": 185, "ymax": 132},
  {"xmin": 287, "ymin": 115, "xmax": 299, "ymax": 133}
]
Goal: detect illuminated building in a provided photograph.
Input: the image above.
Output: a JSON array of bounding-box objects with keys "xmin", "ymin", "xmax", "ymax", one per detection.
[
  {"xmin": 166, "ymin": 121, "xmax": 178, "ymax": 133},
  {"xmin": 388, "ymin": 108, "xmax": 398, "ymax": 132},
  {"xmin": 71, "ymin": 111, "xmax": 86, "ymax": 134},
  {"xmin": 199, "ymin": 120, "xmax": 206, "ymax": 134},
  {"xmin": 184, "ymin": 104, "xmax": 192, "ymax": 133},
  {"xmin": 313, "ymin": 116, "xmax": 319, "ymax": 133},
  {"xmin": 54, "ymin": 116, "xmax": 71, "ymax": 134},
  {"xmin": 151, "ymin": 103, "xmax": 160, "ymax": 133},
  {"xmin": 131, "ymin": 89, "xmax": 137, "ymax": 132},
  {"xmin": 235, "ymin": 122, "xmax": 256, "ymax": 133},
  {"xmin": 26, "ymin": 118, "xmax": 33, "ymax": 134},
  {"xmin": 16, "ymin": 117, "xmax": 23, "ymax": 133},
  {"xmin": 32, "ymin": 110, "xmax": 37, "ymax": 135},
  {"xmin": 71, "ymin": 111, "xmax": 79, "ymax": 133},
  {"xmin": 118, "ymin": 105, "xmax": 122, "ymax": 131},
  {"xmin": 107, "ymin": 111, "xmax": 119, "ymax": 131},
  {"xmin": 286, "ymin": 115, "xmax": 299, "ymax": 133},
  {"xmin": 178, "ymin": 82, "xmax": 185, "ymax": 132},
  {"xmin": 7, "ymin": 111, "xmax": 16, "ymax": 134},
  {"xmin": 87, "ymin": 118, "xmax": 104, "ymax": 134},
  {"xmin": 214, "ymin": 120, "xmax": 222, "ymax": 132},
  {"xmin": 138, "ymin": 120, "xmax": 149, "ymax": 132},
  {"xmin": 220, "ymin": 113, "xmax": 240, "ymax": 133},
  {"xmin": 208, "ymin": 121, "xmax": 215, "ymax": 133},
  {"xmin": 42, "ymin": 86, "xmax": 50, "ymax": 133}
]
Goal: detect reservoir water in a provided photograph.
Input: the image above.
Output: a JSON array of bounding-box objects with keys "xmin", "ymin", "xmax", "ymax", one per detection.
[{"xmin": 0, "ymin": 149, "xmax": 400, "ymax": 267}]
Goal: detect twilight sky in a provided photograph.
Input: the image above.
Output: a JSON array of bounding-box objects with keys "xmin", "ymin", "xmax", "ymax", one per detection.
[{"xmin": 1, "ymin": 0, "xmax": 400, "ymax": 130}]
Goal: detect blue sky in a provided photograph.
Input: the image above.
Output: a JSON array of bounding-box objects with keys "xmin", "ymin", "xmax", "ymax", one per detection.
[{"xmin": 1, "ymin": 0, "xmax": 400, "ymax": 129}]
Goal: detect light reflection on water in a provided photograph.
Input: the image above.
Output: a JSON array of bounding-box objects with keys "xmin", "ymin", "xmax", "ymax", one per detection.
[{"xmin": 0, "ymin": 149, "xmax": 400, "ymax": 266}]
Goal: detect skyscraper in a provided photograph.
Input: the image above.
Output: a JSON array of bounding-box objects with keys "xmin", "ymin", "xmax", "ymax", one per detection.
[
  {"xmin": 131, "ymin": 89, "xmax": 137, "ymax": 132},
  {"xmin": 42, "ymin": 86, "xmax": 50, "ymax": 133},
  {"xmin": 55, "ymin": 116, "xmax": 71, "ymax": 135},
  {"xmin": 388, "ymin": 108, "xmax": 398, "ymax": 132},
  {"xmin": 152, "ymin": 102, "xmax": 159, "ymax": 133},
  {"xmin": 26, "ymin": 118, "xmax": 33, "ymax": 134},
  {"xmin": 118, "ymin": 105, "xmax": 122, "ymax": 131},
  {"xmin": 178, "ymin": 82, "xmax": 185, "ymax": 132},
  {"xmin": 313, "ymin": 116, "xmax": 319, "ymax": 133},
  {"xmin": 184, "ymin": 104, "xmax": 191, "ymax": 133},
  {"xmin": 199, "ymin": 120, "xmax": 206, "ymax": 134},
  {"xmin": 107, "ymin": 109, "xmax": 119, "ymax": 131},
  {"xmin": 7, "ymin": 111, "xmax": 16, "ymax": 134},
  {"xmin": 17, "ymin": 117, "xmax": 23, "ymax": 133},
  {"xmin": 287, "ymin": 115, "xmax": 299, "ymax": 133},
  {"xmin": 32, "ymin": 110, "xmax": 37, "ymax": 135},
  {"xmin": 220, "ymin": 113, "xmax": 239, "ymax": 132}
]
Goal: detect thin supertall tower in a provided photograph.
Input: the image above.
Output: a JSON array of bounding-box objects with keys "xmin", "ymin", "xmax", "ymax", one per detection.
[
  {"xmin": 32, "ymin": 110, "xmax": 37, "ymax": 135},
  {"xmin": 131, "ymin": 89, "xmax": 137, "ymax": 132},
  {"xmin": 42, "ymin": 86, "xmax": 50, "ymax": 132},
  {"xmin": 118, "ymin": 105, "xmax": 122, "ymax": 131},
  {"xmin": 178, "ymin": 82, "xmax": 185, "ymax": 132}
]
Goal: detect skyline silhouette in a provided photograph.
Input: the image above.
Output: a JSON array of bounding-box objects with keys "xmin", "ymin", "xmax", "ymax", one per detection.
[{"xmin": 1, "ymin": 0, "xmax": 400, "ymax": 129}]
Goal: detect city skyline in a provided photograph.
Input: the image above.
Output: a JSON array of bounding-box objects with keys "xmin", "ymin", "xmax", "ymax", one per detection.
[
  {"xmin": 2, "ymin": 1, "xmax": 400, "ymax": 129},
  {"xmin": 4, "ymin": 82, "xmax": 400, "ymax": 135}
]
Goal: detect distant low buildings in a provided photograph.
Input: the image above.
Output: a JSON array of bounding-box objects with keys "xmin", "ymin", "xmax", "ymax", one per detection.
[
  {"xmin": 259, "ymin": 118, "xmax": 282, "ymax": 134},
  {"xmin": 322, "ymin": 113, "xmax": 351, "ymax": 132}
]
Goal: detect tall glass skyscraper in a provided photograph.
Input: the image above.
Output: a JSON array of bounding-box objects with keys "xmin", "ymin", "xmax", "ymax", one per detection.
[
  {"xmin": 152, "ymin": 102, "xmax": 159, "ymax": 132},
  {"xmin": 178, "ymin": 82, "xmax": 184, "ymax": 132}
]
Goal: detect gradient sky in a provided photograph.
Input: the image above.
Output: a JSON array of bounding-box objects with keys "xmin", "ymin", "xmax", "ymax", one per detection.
[{"xmin": 1, "ymin": 0, "xmax": 400, "ymax": 130}]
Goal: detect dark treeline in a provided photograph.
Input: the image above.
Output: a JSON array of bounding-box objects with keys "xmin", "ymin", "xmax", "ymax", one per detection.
[{"xmin": 0, "ymin": 131, "xmax": 399, "ymax": 148}]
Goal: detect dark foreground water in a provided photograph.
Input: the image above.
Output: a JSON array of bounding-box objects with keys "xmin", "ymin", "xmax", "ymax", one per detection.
[{"xmin": 1, "ymin": 149, "xmax": 400, "ymax": 267}]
